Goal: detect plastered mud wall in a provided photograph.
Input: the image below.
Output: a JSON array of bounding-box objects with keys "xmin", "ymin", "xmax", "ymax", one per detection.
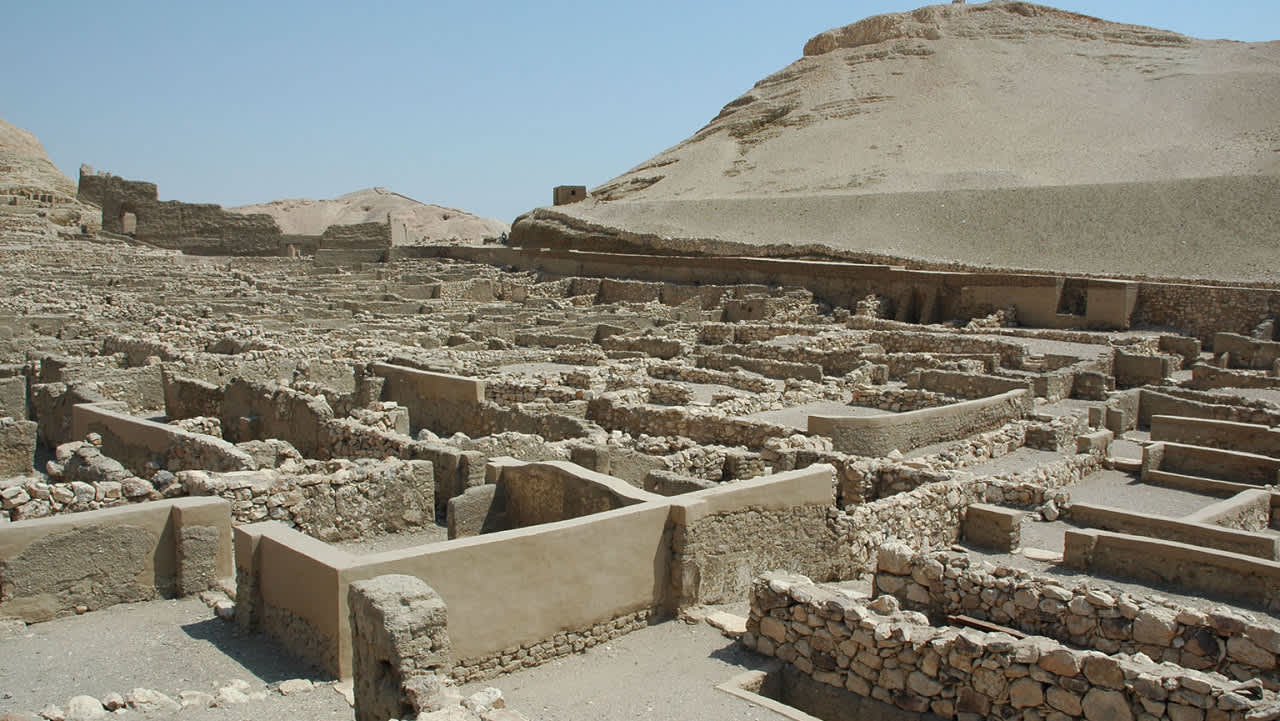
[
  {"xmin": 809, "ymin": 389, "xmax": 1030, "ymax": 456},
  {"xmin": 0, "ymin": 497, "xmax": 232, "ymax": 622},
  {"xmin": 236, "ymin": 464, "xmax": 838, "ymax": 678},
  {"xmin": 1064, "ymin": 528, "xmax": 1280, "ymax": 612},
  {"xmin": 1150, "ymin": 415, "xmax": 1280, "ymax": 457}
]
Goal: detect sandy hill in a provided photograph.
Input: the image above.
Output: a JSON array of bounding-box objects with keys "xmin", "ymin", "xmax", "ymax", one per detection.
[
  {"xmin": 0, "ymin": 115, "xmax": 78, "ymax": 202},
  {"xmin": 231, "ymin": 187, "xmax": 509, "ymax": 245},
  {"xmin": 0, "ymin": 116, "xmax": 101, "ymax": 239},
  {"xmin": 513, "ymin": 2, "xmax": 1280, "ymax": 283}
]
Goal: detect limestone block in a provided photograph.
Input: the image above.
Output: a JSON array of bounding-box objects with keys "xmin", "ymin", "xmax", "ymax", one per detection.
[
  {"xmin": 349, "ymin": 574, "xmax": 451, "ymax": 721},
  {"xmin": 962, "ymin": 503, "xmax": 1022, "ymax": 552}
]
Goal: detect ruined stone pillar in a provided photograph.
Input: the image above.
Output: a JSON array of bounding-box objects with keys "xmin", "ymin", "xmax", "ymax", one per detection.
[{"xmin": 348, "ymin": 574, "xmax": 451, "ymax": 721}]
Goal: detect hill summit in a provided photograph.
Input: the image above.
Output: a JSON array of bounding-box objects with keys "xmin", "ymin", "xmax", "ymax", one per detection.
[
  {"xmin": 231, "ymin": 187, "xmax": 509, "ymax": 245},
  {"xmin": 513, "ymin": 2, "xmax": 1280, "ymax": 283}
]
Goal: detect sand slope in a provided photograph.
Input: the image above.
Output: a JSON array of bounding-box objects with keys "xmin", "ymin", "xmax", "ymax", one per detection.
[
  {"xmin": 515, "ymin": 2, "xmax": 1280, "ymax": 282},
  {"xmin": 231, "ymin": 187, "xmax": 509, "ymax": 245}
]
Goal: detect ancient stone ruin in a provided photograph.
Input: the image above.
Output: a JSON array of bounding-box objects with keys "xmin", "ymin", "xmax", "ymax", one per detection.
[{"xmin": 3, "ymin": 2, "xmax": 1280, "ymax": 720}]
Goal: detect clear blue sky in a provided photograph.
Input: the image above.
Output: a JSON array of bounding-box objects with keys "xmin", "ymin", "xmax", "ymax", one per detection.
[{"xmin": 3, "ymin": 1, "xmax": 1276, "ymax": 222}]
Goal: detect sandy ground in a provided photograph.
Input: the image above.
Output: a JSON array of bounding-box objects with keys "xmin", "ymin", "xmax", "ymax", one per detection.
[
  {"xmin": 460, "ymin": 618, "xmax": 782, "ymax": 721},
  {"xmin": 980, "ymin": 467, "xmax": 1280, "ymax": 621},
  {"xmin": 335, "ymin": 523, "xmax": 450, "ymax": 554},
  {"xmin": 0, "ymin": 598, "xmax": 789, "ymax": 721},
  {"xmin": 0, "ymin": 598, "xmax": 352, "ymax": 720},
  {"xmin": 544, "ymin": 176, "xmax": 1280, "ymax": 283}
]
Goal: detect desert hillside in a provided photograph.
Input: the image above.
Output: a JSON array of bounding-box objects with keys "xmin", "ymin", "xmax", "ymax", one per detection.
[
  {"xmin": 231, "ymin": 187, "xmax": 510, "ymax": 245},
  {"xmin": 513, "ymin": 2, "xmax": 1280, "ymax": 283},
  {"xmin": 0, "ymin": 115, "xmax": 78, "ymax": 201},
  {"xmin": 0, "ymin": 116, "xmax": 102, "ymax": 238}
]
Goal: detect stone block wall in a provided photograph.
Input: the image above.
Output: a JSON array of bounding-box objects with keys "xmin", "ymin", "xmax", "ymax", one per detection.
[
  {"xmin": 876, "ymin": 548, "xmax": 1280, "ymax": 688},
  {"xmin": 829, "ymin": 447, "xmax": 1101, "ymax": 574},
  {"xmin": 587, "ymin": 393, "xmax": 794, "ymax": 449},
  {"xmin": 1214, "ymin": 333, "xmax": 1280, "ymax": 370},
  {"xmin": 908, "ymin": 369, "xmax": 1033, "ymax": 400},
  {"xmin": 348, "ymin": 575, "xmax": 451, "ymax": 721},
  {"xmin": 496, "ymin": 460, "xmax": 658, "ymax": 529},
  {"xmin": 1189, "ymin": 363, "xmax": 1280, "ymax": 391},
  {"xmin": 0, "ymin": 497, "xmax": 232, "ymax": 623},
  {"xmin": 0, "ymin": 417, "xmax": 36, "ymax": 477},
  {"xmin": 668, "ymin": 465, "xmax": 840, "ymax": 606},
  {"xmin": 178, "ymin": 458, "xmax": 434, "ymax": 541},
  {"xmin": 744, "ymin": 571, "xmax": 1279, "ymax": 721}
]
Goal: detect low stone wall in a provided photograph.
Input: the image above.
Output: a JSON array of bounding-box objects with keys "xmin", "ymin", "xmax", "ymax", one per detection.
[
  {"xmin": 30, "ymin": 381, "xmax": 111, "ymax": 448},
  {"xmin": 809, "ymin": 390, "xmax": 1030, "ymax": 457},
  {"xmin": 830, "ymin": 448, "xmax": 1102, "ymax": 575},
  {"xmin": 372, "ymin": 362, "xmax": 484, "ymax": 436},
  {"xmin": 0, "ymin": 497, "xmax": 232, "ymax": 623},
  {"xmin": 700, "ymin": 352, "xmax": 823, "ymax": 382},
  {"xmin": 1189, "ymin": 363, "xmax": 1280, "ymax": 391},
  {"xmin": 221, "ymin": 379, "xmax": 335, "ymax": 458},
  {"xmin": 866, "ymin": 330, "xmax": 1025, "ymax": 368},
  {"xmin": 648, "ymin": 360, "xmax": 782, "ymax": 394},
  {"xmin": 908, "ymin": 369, "xmax": 1032, "ymax": 400},
  {"xmin": 775, "ymin": 419, "xmax": 1030, "ymax": 505},
  {"xmin": 1065, "ymin": 499, "xmax": 1278, "ymax": 559},
  {"xmin": 496, "ymin": 460, "xmax": 659, "ymax": 528},
  {"xmin": 875, "ymin": 547, "xmax": 1280, "ymax": 687},
  {"xmin": 0, "ymin": 417, "xmax": 35, "ymax": 477},
  {"xmin": 847, "ymin": 386, "xmax": 953, "ymax": 412},
  {"xmin": 71, "ymin": 402, "xmax": 256, "ymax": 476},
  {"xmin": 587, "ymin": 393, "xmax": 794, "ymax": 449},
  {"xmin": 102, "ymin": 334, "xmax": 181, "ymax": 365},
  {"xmin": 1188, "ymin": 489, "xmax": 1272, "ymax": 531},
  {"xmin": 1114, "ymin": 348, "xmax": 1179, "ymax": 388},
  {"xmin": 1214, "ymin": 332, "xmax": 1280, "ymax": 370},
  {"xmin": 744, "ymin": 571, "xmax": 1279, "ymax": 721},
  {"xmin": 178, "ymin": 458, "xmax": 434, "ymax": 541}
]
